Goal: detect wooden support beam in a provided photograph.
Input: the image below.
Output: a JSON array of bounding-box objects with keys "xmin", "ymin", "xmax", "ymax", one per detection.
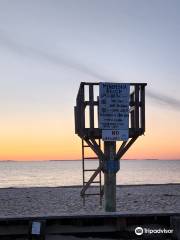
[
  {"xmin": 81, "ymin": 82, "xmax": 147, "ymax": 86},
  {"xmin": 89, "ymin": 85, "xmax": 94, "ymax": 129},
  {"xmin": 134, "ymin": 86, "xmax": 139, "ymax": 129},
  {"xmin": 116, "ymin": 141, "xmax": 127, "ymax": 157},
  {"xmin": 90, "ymin": 139, "xmax": 105, "ymax": 160},
  {"xmin": 104, "ymin": 141, "xmax": 116, "ymax": 212},
  {"xmin": 80, "ymin": 166, "xmax": 102, "ymax": 196},
  {"xmin": 85, "ymin": 100, "xmax": 98, "ymax": 106},
  {"xmin": 84, "ymin": 138, "xmax": 105, "ymax": 161},
  {"xmin": 80, "ymin": 85, "xmax": 85, "ymax": 134},
  {"xmin": 141, "ymin": 85, "xmax": 145, "ymax": 132},
  {"xmin": 130, "ymin": 92, "xmax": 135, "ymax": 129},
  {"xmin": 116, "ymin": 137, "xmax": 138, "ymax": 160}
]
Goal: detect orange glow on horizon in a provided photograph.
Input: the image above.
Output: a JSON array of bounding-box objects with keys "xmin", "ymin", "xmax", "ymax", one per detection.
[{"xmin": 0, "ymin": 104, "xmax": 180, "ymax": 161}]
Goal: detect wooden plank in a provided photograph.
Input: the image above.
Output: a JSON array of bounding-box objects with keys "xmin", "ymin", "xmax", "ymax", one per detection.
[
  {"xmin": 83, "ymin": 128, "xmax": 143, "ymax": 139},
  {"xmin": 82, "ymin": 82, "xmax": 147, "ymax": 86},
  {"xmin": 89, "ymin": 85, "xmax": 94, "ymax": 129},
  {"xmin": 104, "ymin": 141, "xmax": 116, "ymax": 212},
  {"xmin": 85, "ymin": 100, "xmax": 98, "ymax": 106},
  {"xmin": 85, "ymin": 138, "xmax": 105, "ymax": 160},
  {"xmin": 0, "ymin": 212, "xmax": 178, "ymax": 222},
  {"xmin": 0, "ymin": 214, "xmax": 174, "ymax": 236},
  {"xmin": 82, "ymin": 82, "xmax": 99, "ymax": 86},
  {"xmin": 74, "ymin": 106, "xmax": 78, "ymax": 134},
  {"xmin": 134, "ymin": 85, "xmax": 139, "ymax": 129},
  {"xmin": 130, "ymin": 110, "xmax": 135, "ymax": 129},
  {"xmin": 140, "ymin": 85, "xmax": 145, "ymax": 132},
  {"xmin": 80, "ymin": 166, "xmax": 102, "ymax": 196},
  {"xmin": 116, "ymin": 141, "xmax": 127, "ymax": 158},
  {"xmin": 90, "ymin": 139, "xmax": 104, "ymax": 158},
  {"xmin": 0, "ymin": 224, "xmax": 28, "ymax": 235},
  {"xmin": 80, "ymin": 85, "xmax": 85, "ymax": 134},
  {"xmin": 46, "ymin": 224, "xmax": 116, "ymax": 234},
  {"xmin": 116, "ymin": 137, "xmax": 138, "ymax": 160}
]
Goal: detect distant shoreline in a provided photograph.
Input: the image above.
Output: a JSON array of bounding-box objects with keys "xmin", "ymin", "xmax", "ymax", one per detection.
[
  {"xmin": 0, "ymin": 159, "xmax": 180, "ymax": 162},
  {"xmin": 1, "ymin": 182, "xmax": 180, "ymax": 190}
]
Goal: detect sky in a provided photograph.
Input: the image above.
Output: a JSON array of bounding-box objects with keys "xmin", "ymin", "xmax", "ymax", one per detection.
[{"xmin": 0, "ymin": 0, "xmax": 180, "ymax": 160}]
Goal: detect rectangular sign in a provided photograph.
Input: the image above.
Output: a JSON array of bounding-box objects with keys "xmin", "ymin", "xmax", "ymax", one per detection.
[
  {"xmin": 31, "ymin": 221, "xmax": 41, "ymax": 235},
  {"xmin": 102, "ymin": 129, "xmax": 129, "ymax": 141},
  {"xmin": 99, "ymin": 82, "xmax": 130, "ymax": 141}
]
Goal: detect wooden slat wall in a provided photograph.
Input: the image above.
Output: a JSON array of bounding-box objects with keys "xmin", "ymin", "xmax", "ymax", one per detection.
[{"xmin": 75, "ymin": 82, "xmax": 147, "ymax": 139}]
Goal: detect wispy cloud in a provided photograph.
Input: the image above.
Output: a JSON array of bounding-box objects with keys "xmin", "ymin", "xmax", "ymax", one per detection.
[
  {"xmin": 147, "ymin": 90, "xmax": 180, "ymax": 111},
  {"xmin": 0, "ymin": 30, "xmax": 112, "ymax": 82},
  {"xmin": 0, "ymin": 30, "xmax": 180, "ymax": 112}
]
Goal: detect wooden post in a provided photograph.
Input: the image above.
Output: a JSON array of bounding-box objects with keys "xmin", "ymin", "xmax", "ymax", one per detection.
[
  {"xmin": 134, "ymin": 85, "xmax": 139, "ymax": 129},
  {"xmin": 89, "ymin": 84, "xmax": 94, "ymax": 129},
  {"xmin": 104, "ymin": 141, "xmax": 117, "ymax": 212},
  {"xmin": 140, "ymin": 85, "xmax": 145, "ymax": 132}
]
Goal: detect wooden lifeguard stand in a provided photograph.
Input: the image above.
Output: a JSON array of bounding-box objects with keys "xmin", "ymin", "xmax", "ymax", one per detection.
[{"xmin": 74, "ymin": 82, "xmax": 147, "ymax": 212}]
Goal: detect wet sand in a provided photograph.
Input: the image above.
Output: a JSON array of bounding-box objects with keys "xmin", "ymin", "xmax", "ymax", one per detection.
[{"xmin": 0, "ymin": 184, "xmax": 179, "ymax": 218}]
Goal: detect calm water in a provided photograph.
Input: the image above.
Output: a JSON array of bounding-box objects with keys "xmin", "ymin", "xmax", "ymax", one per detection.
[{"xmin": 0, "ymin": 160, "xmax": 180, "ymax": 188}]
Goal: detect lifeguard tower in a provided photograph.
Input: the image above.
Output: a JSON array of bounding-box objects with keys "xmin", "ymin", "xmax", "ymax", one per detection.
[{"xmin": 74, "ymin": 82, "xmax": 147, "ymax": 212}]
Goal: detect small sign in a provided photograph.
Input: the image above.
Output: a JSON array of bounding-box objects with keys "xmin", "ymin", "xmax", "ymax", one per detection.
[
  {"xmin": 102, "ymin": 129, "xmax": 129, "ymax": 141},
  {"xmin": 99, "ymin": 82, "xmax": 130, "ymax": 141},
  {"xmin": 32, "ymin": 221, "xmax": 41, "ymax": 235}
]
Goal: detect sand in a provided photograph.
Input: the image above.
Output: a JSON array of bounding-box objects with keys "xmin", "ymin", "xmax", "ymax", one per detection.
[{"xmin": 0, "ymin": 184, "xmax": 179, "ymax": 218}]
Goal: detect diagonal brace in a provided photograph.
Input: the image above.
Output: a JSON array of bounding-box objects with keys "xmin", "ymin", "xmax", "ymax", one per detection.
[
  {"xmin": 116, "ymin": 137, "xmax": 138, "ymax": 160},
  {"xmin": 80, "ymin": 165, "xmax": 102, "ymax": 196},
  {"xmin": 84, "ymin": 138, "xmax": 105, "ymax": 160}
]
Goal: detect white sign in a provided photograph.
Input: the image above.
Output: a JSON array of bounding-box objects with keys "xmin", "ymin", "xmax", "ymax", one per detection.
[
  {"xmin": 32, "ymin": 221, "xmax": 41, "ymax": 235},
  {"xmin": 102, "ymin": 129, "xmax": 129, "ymax": 141},
  {"xmin": 99, "ymin": 82, "xmax": 130, "ymax": 141}
]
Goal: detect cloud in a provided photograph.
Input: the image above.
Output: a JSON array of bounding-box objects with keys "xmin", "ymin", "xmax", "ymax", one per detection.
[
  {"xmin": 0, "ymin": 30, "xmax": 180, "ymax": 112},
  {"xmin": 0, "ymin": 30, "xmax": 112, "ymax": 82},
  {"xmin": 147, "ymin": 90, "xmax": 180, "ymax": 111}
]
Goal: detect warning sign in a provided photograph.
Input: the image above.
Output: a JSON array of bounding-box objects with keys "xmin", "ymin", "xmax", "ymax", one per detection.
[
  {"xmin": 102, "ymin": 129, "xmax": 129, "ymax": 141},
  {"xmin": 99, "ymin": 82, "xmax": 130, "ymax": 141}
]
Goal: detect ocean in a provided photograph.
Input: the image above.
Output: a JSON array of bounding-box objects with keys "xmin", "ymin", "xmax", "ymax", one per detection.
[{"xmin": 0, "ymin": 160, "xmax": 179, "ymax": 188}]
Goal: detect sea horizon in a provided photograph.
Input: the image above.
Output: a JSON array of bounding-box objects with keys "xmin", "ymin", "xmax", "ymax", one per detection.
[
  {"xmin": 0, "ymin": 158, "xmax": 180, "ymax": 162},
  {"xmin": 0, "ymin": 160, "xmax": 179, "ymax": 188}
]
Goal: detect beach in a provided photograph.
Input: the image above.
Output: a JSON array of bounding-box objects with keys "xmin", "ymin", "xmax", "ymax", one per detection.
[{"xmin": 0, "ymin": 184, "xmax": 179, "ymax": 218}]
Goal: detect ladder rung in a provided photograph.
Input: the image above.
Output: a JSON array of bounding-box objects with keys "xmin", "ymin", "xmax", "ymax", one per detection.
[
  {"xmin": 83, "ymin": 145, "xmax": 89, "ymax": 147},
  {"xmin": 84, "ymin": 169, "xmax": 97, "ymax": 172},
  {"xmin": 84, "ymin": 157, "xmax": 99, "ymax": 160},
  {"xmin": 84, "ymin": 181, "xmax": 100, "ymax": 184}
]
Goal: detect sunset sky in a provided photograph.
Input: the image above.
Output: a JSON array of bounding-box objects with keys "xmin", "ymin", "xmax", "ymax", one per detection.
[{"xmin": 0, "ymin": 0, "xmax": 180, "ymax": 160}]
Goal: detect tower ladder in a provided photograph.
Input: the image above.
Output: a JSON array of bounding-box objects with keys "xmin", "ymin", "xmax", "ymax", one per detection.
[{"xmin": 81, "ymin": 138, "xmax": 104, "ymax": 205}]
